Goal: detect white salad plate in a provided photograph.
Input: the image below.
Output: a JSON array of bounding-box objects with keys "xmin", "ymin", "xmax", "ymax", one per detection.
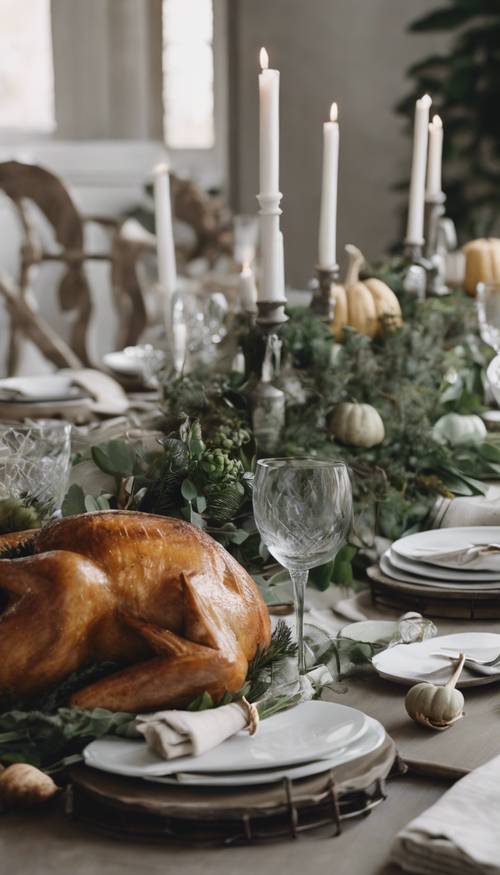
[
  {"xmin": 372, "ymin": 632, "xmax": 500, "ymax": 688},
  {"xmin": 84, "ymin": 700, "xmax": 369, "ymax": 778},
  {"xmin": 380, "ymin": 552, "xmax": 500, "ymax": 590},
  {"xmin": 392, "ymin": 527, "xmax": 500, "ymax": 573},
  {"xmin": 143, "ymin": 716, "xmax": 386, "ymax": 788}
]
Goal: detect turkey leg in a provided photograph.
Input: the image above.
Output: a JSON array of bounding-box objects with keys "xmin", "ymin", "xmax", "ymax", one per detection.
[{"xmin": 70, "ymin": 625, "xmax": 247, "ymax": 712}]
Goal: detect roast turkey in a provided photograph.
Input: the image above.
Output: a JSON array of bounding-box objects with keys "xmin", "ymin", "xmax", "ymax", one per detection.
[{"xmin": 0, "ymin": 511, "xmax": 271, "ymax": 712}]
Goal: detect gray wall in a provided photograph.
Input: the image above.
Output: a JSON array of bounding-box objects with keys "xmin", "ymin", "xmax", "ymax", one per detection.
[{"xmin": 229, "ymin": 0, "xmax": 450, "ymax": 286}]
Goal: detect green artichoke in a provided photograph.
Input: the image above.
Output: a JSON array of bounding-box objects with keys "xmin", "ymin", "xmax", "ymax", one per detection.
[
  {"xmin": 199, "ymin": 449, "xmax": 243, "ymax": 483},
  {"xmin": 211, "ymin": 423, "xmax": 251, "ymax": 451}
]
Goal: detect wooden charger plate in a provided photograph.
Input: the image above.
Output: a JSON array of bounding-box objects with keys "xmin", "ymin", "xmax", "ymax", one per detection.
[
  {"xmin": 66, "ymin": 734, "xmax": 398, "ymax": 844},
  {"xmin": 367, "ymin": 563, "xmax": 500, "ymax": 619}
]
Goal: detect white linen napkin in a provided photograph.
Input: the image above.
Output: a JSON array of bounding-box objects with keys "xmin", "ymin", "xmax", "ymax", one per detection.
[
  {"xmin": 135, "ymin": 700, "xmax": 258, "ymax": 760},
  {"xmin": 431, "ymin": 489, "xmax": 500, "ymax": 531},
  {"xmin": 391, "ymin": 753, "xmax": 500, "ymax": 874},
  {"xmin": 412, "ymin": 542, "xmax": 500, "ymax": 573}
]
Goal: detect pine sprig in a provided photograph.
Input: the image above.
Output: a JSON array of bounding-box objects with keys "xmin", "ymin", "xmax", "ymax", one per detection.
[{"xmin": 0, "ymin": 537, "xmax": 36, "ymax": 560}]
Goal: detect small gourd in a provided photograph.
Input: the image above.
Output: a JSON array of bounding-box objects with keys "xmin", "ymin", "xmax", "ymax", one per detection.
[
  {"xmin": 463, "ymin": 238, "xmax": 500, "ymax": 296},
  {"xmin": 329, "ymin": 402, "xmax": 385, "ymax": 448},
  {"xmin": 432, "ymin": 412, "xmax": 486, "ymax": 447},
  {"xmin": 329, "ymin": 245, "xmax": 403, "ymax": 340},
  {"xmin": 0, "ymin": 763, "xmax": 58, "ymax": 809},
  {"xmin": 405, "ymin": 653, "xmax": 465, "ymax": 731}
]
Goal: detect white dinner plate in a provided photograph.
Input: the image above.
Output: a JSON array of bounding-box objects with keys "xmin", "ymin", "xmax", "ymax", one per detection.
[
  {"xmin": 372, "ymin": 632, "xmax": 500, "ymax": 688},
  {"xmin": 380, "ymin": 552, "xmax": 500, "ymax": 590},
  {"xmin": 0, "ymin": 374, "xmax": 86, "ymax": 402},
  {"xmin": 392, "ymin": 527, "xmax": 500, "ymax": 573},
  {"xmin": 84, "ymin": 700, "xmax": 369, "ymax": 778},
  {"xmin": 103, "ymin": 351, "xmax": 145, "ymax": 377},
  {"xmin": 143, "ymin": 717, "xmax": 386, "ymax": 788}
]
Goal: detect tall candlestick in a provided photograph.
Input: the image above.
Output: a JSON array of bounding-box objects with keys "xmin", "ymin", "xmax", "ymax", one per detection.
[
  {"xmin": 257, "ymin": 47, "xmax": 285, "ymax": 303},
  {"xmin": 259, "ymin": 47, "xmax": 279, "ymax": 195},
  {"xmin": 239, "ymin": 261, "xmax": 258, "ymax": 313},
  {"xmin": 318, "ymin": 102, "xmax": 339, "ymax": 269},
  {"xmin": 153, "ymin": 163, "xmax": 177, "ymax": 331},
  {"xmin": 426, "ymin": 114, "xmax": 443, "ymax": 198},
  {"xmin": 405, "ymin": 94, "xmax": 432, "ymax": 247}
]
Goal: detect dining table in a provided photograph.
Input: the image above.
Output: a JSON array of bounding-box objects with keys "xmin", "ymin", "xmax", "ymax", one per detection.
[{"xmin": 2, "ymin": 583, "xmax": 499, "ymax": 875}]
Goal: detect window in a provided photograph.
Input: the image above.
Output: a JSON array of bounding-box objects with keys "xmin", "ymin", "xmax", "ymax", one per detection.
[
  {"xmin": 163, "ymin": 0, "xmax": 215, "ymax": 150},
  {"xmin": 0, "ymin": 0, "xmax": 55, "ymax": 132}
]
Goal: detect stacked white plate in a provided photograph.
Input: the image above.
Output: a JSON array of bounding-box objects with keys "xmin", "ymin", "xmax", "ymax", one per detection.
[
  {"xmin": 380, "ymin": 527, "xmax": 500, "ymax": 595},
  {"xmin": 83, "ymin": 700, "xmax": 386, "ymax": 788},
  {"xmin": 0, "ymin": 375, "xmax": 91, "ymax": 420}
]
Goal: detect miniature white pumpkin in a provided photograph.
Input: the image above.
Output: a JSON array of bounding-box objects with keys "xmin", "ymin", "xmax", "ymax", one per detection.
[
  {"xmin": 329, "ymin": 402, "xmax": 385, "ymax": 448},
  {"xmin": 405, "ymin": 682, "xmax": 464, "ymax": 729},
  {"xmin": 432, "ymin": 412, "xmax": 486, "ymax": 447}
]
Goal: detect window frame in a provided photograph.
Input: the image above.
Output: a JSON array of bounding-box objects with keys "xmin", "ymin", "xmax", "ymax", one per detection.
[
  {"xmin": 0, "ymin": 0, "xmax": 228, "ymax": 193},
  {"xmin": 162, "ymin": 0, "xmax": 228, "ymax": 191}
]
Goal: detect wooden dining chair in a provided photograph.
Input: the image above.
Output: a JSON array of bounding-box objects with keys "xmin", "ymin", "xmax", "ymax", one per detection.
[{"xmin": 0, "ymin": 161, "xmax": 154, "ymax": 374}]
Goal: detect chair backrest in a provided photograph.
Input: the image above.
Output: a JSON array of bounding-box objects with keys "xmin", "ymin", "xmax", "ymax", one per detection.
[{"xmin": 0, "ymin": 160, "xmax": 93, "ymax": 372}]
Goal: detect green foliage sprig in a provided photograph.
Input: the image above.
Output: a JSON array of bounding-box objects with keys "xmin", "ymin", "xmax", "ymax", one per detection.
[{"xmin": 52, "ymin": 286, "xmax": 498, "ymax": 588}]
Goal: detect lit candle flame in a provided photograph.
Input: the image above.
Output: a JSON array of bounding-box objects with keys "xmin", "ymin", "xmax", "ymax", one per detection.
[
  {"xmin": 432, "ymin": 114, "xmax": 442, "ymax": 128},
  {"xmin": 259, "ymin": 47, "xmax": 269, "ymax": 70},
  {"xmin": 420, "ymin": 94, "xmax": 432, "ymax": 108},
  {"xmin": 330, "ymin": 102, "xmax": 338, "ymax": 123}
]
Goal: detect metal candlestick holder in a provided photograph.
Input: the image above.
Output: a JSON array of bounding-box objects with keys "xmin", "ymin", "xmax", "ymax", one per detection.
[
  {"xmin": 402, "ymin": 241, "xmax": 429, "ymax": 300},
  {"xmin": 311, "ymin": 265, "xmax": 339, "ymax": 322},
  {"xmin": 251, "ymin": 299, "xmax": 289, "ymax": 454},
  {"xmin": 423, "ymin": 192, "xmax": 457, "ymax": 297}
]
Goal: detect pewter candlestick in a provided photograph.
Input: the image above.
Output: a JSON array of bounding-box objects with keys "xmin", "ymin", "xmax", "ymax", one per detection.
[
  {"xmin": 402, "ymin": 241, "xmax": 428, "ymax": 300},
  {"xmin": 311, "ymin": 264, "xmax": 339, "ymax": 322},
  {"xmin": 423, "ymin": 192, "xmax": 456, "ymax": 297},
  {"xmin": 251, "ymin": 299, "xmax": 288, "ymax": 454}
]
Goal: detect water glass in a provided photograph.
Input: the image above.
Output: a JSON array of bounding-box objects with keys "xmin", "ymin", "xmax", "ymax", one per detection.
[
  {"xmin": 253, "ymin": 458, "xmax": 352, "ymax": 673},
  {"xmin": 477, "ymin": 282, "xmax": 500, "ymax": 405},
  {"xmin": 477, "ymin": 282, "xmax": 500, "ymax": 352},
  {"xmin": 0, "ymin": 420, "xmax": 72, "ymax": 524}
]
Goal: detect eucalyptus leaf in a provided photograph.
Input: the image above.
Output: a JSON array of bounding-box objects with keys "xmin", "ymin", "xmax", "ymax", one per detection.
[{"xmin": 61, "ymin": 484, "xmax": 87, "ymax": 517}]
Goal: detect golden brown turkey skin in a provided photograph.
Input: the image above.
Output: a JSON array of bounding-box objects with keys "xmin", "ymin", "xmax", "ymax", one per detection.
[{"xmin": 0, "ymin": 511, "xmax": 271, "ymax": 711}]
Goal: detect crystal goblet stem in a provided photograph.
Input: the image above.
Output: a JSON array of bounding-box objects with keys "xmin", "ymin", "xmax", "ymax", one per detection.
[{"xmin": 291, "ymin": 568, "xmax": 308, "ymax": 674}]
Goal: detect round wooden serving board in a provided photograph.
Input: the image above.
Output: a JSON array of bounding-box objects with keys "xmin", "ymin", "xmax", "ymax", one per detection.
[
  {"xmin": 367, "ymin": 563, "xmax": 500, "ymax": 619},
  {"xmin": 66, "ymin": 734, "xmax": 398, "ymax": 844}
]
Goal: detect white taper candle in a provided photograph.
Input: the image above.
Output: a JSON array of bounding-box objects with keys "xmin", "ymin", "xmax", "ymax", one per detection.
[
  {"xmin": 426, "ymin": 114, "xmax": 443, "ymax": 198},
  {"xmin": 318, "ymin": 102, "xmax": 340, "ymax": 268},
  {"xmin": 406, "ymin": 94, "xmax": 432, "ymax": 246}
]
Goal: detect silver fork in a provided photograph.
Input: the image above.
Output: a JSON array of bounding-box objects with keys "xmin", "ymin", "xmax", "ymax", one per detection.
[{"xmin": 438, "ymin": 647, "xmax": 500, "ymax": 667}]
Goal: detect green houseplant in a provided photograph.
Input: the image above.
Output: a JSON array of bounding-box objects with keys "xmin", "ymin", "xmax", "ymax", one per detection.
[{"xmin": 398, "ymin": 0, "xmax": 500, "ymax": 240}]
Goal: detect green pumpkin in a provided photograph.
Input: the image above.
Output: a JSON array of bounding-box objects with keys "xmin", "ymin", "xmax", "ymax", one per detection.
[{"xmin": 405, "ymin": 681, "xmax": 464, "ymax": 727}]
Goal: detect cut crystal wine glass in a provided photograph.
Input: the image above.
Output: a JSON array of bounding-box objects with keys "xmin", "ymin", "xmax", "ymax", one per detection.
[
  {"xmin": 0, "ymin": 420, "xmax": 71, "ymax": 523},
  {"xmin": 253, "ymin": 458, "xmax": 352, "ymax": 674},
  {"xmin": 477, "ymin": 282, "xmax": 500, "ymax": 406}
]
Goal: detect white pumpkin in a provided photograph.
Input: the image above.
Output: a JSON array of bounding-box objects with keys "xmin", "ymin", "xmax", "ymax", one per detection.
[
  {"xmin": 329, "ymin": 402, "xmax": 385, "ymax": 448},
  {"xmin": 432, "ymin": 413, "xmax": 486, "ymax": 447},
  {"xmin": 405, "ymin": 682, "xmax": 464, "ymax": 729}
]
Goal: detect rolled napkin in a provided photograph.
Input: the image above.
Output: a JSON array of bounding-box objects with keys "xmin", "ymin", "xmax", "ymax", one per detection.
[
  {"xmin": 135, "ymin": 699, "xmax": 259, "ymax": 761},
  {"xmin": 410, "ymin": 542, "xmax": 500, "ymax": 573},
  {"xmin": 391, "ymin": 753, "xmax": 500, "ymax": 874},
  {"xmin": 431, "ymin": 489, "xmax": 500, "ymax": 531}
]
